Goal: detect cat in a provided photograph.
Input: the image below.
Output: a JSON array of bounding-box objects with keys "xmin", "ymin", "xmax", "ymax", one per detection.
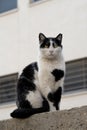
[
  {"xmin": 38, "ymin": 33, "xmax": 65, "ymax": 111},
  {"xmin": 10, "ymin": 33, "xmax": 65, "ymax": 119}
]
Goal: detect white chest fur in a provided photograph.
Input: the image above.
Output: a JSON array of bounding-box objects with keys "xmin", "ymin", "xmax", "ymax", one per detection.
[{"xmin": 38, "ymin": 53, "xmax": 65, "ymax": 96}]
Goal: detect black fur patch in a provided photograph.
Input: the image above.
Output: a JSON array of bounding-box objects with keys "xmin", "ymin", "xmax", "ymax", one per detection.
[
  {"xmin": 18, "ymin": 77, "xmax": 36, "ymax": 91},
  {"xmin": 47, "ymin": 87, "xmax": 62, "ymax": 110},
  {"xmin": 21, "ymin": 62, "xmax": 38, "ymax": 81},
  {"xmin": 47, "ymin": 92, "xmax": 54, "ymax": 102},
  {"xmin": 51, "ymin": 69, "xmax": 64, "ymax": 81},
  {"xmin": 53, "ymin": 87, "xmax": 62, "ymax": 110},
  {"xmin": 40, "ymin": 38, "xmax": 62, "ymax": 48},
  {"xmin": 40, "ymin": 38, "xmax": 50, "ymax": 48},
  {"xmin": 17, "ymin": 78, "xmax": 36, "ymax": 109},
  {"xmin": 34, "ymin": 62, "xmax": 38, "ymax": 71},
  {"xmin": 18, "ymin": 99, "xmax": 32, "ymax": 109}
]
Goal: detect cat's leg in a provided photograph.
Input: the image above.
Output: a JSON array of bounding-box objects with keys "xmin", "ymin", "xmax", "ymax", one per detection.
[
  {"xmin": 47, "ymin": 87, "xmax": 62, "ymax": 110},
  {"xmin": 53, "ymin": 87, "xmax": 62, "ymax": 110},
  {"xmin": 46, "ymin": 85, "xmax": 61, "ymax": 111},
  {"xmin": 39, "ymin": 85, "xmax": 56, "ymax": 111},
  {"xmin": 48, "ymin": 101, "xmax": 56, "ymax": 111},
  {"xmin": 47, "ymin": 91, "xmax": 60, "ymax": 111},
  {"xmin": 39, "ymin": 71, "xmax": 60, "ymax": 111},
  {"xmin": 51, "ymin": 69, "xmax": 64, "ymax": 110},
  {"xmin": 40, "ymin": 87, "xmax": 57, "ymax": 111}
]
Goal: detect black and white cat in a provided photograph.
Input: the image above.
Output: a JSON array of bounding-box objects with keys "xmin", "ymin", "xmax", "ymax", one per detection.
[{"xmin": 10, "ymin": 33, "xmax": 65, "ymax": 118}]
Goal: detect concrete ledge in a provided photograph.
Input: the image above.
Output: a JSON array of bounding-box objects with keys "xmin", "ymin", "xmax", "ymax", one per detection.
[{"xmin": 0, "ymin": 106, "xmax": 87, "ymax": 130}]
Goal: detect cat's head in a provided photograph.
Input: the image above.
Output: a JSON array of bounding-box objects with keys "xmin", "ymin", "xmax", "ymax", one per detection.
[{"xmin": 39, "ymin": 33, "xmax": 63, "ymax": 60}]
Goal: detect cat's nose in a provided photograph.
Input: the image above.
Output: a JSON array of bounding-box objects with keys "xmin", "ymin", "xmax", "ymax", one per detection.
[{"xmin": 49, "ymin": 50, "xmax": 54, "ymax": 54}]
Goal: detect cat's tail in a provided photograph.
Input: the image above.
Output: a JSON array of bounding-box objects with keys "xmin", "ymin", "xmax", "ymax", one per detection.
[
  {"xmin": 11, "ymin": 107, "xmax": 48, "ymax": 119},
  {"xmin": 10, "ymin": 101, "xmax": 49, "ymax": 119},
  {"xmin": 11, "ymin": 108, "xmax": 31, "ymax": 118}
]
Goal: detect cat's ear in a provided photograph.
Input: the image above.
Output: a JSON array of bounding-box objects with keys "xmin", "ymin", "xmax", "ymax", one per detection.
[
  {"xmin": 39, "ymin": 33, "xmax": 46, "ymax": 43},
  {"xmin": 56, "ymin": 33, "xmax": 63, "ymax": 42}
]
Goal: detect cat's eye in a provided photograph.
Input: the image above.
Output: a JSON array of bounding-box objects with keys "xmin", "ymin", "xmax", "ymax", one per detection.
[
  {"xmin": 53, "ymin": 43, "xmax": 58, "ymax": 48},
  {"xmin": 44, "ymin": 45, "xmax": 49, "ymax": 48}
]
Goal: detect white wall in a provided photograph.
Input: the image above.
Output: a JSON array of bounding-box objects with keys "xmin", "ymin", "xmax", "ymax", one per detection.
[
  {"xmin": 0, "ymin": 13, "xmax": 19, "ymax": 75},
  {"xmin": 61, "ymin": 91, "xmax": 87, "ymax": 110},
  {"xmin": 0, "ymin": 0, "xmax": 87, "ymax": 75}
]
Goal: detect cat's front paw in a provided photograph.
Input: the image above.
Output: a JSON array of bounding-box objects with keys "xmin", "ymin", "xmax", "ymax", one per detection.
[{"xmin": 48, "ymin": 93, "xmax": 54, "ymax": 102}]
